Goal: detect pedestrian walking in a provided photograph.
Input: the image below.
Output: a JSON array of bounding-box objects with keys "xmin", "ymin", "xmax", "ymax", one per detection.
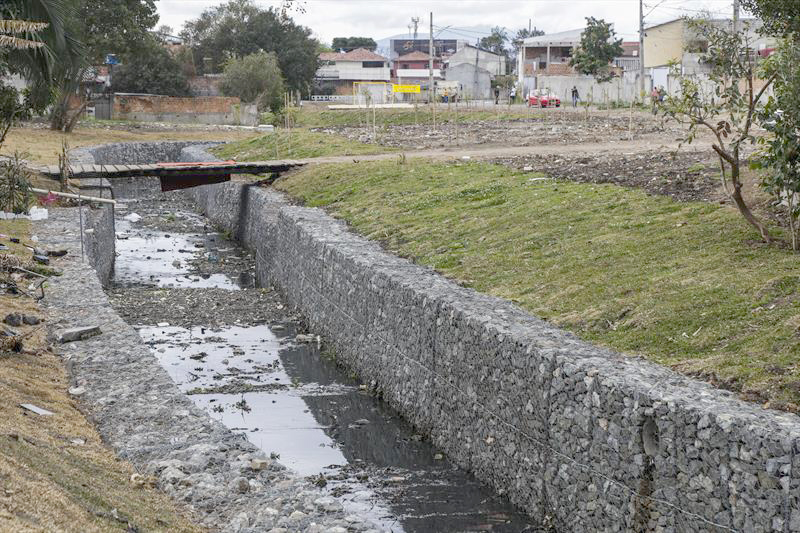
[
  {"xmin": 494, "ymin": 86, "xmax": 500, "ymax": 105},
  {"xmin": 571, "ymin": 86, "xmax": 579, "ymax": 108},
  {"xmin": 509, "ymin": 86, "xmax": 516, "ymax": 104},
  {"xmin": 651, "ymin": 86, "xmax": 660, "ymax": 115}
]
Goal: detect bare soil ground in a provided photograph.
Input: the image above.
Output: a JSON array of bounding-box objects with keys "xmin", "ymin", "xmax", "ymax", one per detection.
[
  {"xmin": 3, "ymin": 122, "xmax": 253, "ymax": 164},
  {"xmin": 313, "ymin": 110, "xmax": 685, "ymax": 151},
  {"xmin": 489, "ymin": 151, "xmax": 724, "ymax": 203}
]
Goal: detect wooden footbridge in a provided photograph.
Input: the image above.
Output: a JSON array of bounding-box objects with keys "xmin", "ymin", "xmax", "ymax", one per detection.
[{"xmin": 34, "ymin": 160, "xmax": 306, "ymax": 191}]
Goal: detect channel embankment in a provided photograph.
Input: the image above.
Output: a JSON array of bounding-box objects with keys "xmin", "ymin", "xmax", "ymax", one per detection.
[{"xmin": 74, "ymin": 141, "xmax": 800, "ymax": 532}]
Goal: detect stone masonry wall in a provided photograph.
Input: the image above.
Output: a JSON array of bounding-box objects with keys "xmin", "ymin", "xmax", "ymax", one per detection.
[
  {"xmin": 190, "ymin": 180, "xmax": 800, "ymax": 533},
  {"xmin": 82, "ymin": 203, "xmax": 115, "ymax": 287}
]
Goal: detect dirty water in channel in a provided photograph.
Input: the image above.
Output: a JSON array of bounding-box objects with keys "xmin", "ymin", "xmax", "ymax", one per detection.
[{"xmin": 107, "ymin": 193, "xmax": 539, "ymax": 532}]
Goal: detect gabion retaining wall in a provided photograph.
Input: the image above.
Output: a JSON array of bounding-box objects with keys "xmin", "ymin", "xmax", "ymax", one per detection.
[
  {"xmin": 70, "ymin": 141, "xmax": 223, "ymax": 198},
  {"xmin": 190, "ymin": 180, "xmax": 800, "ymax": 533},
  {"xmin": 82, "ymin": 204, "xmax": 115, "ymax": 287}
]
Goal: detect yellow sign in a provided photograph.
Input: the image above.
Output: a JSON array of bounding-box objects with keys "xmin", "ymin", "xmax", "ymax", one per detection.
[{"xmin": 392, "ymin": 84, "xmax": 421, "ymax": 93}]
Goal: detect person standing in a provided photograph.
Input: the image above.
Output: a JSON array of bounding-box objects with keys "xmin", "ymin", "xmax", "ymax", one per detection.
[
  {"xmin": 494, "ymin": 86, "xmax": 500, "ymax": 105},
  {"xmin": 509, "ymin": 85, "xmax": 517, "ymax": 104},
  {"xmin": 571, "ymin": 86, "xmax": 579, "ymax": 107},
  {"xmin": 651, "ymin": 86, "xmax": 660, "ymax": 114}
]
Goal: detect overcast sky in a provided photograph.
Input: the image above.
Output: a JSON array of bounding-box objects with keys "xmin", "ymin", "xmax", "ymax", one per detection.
[{"xmin": 157, "ymin": 0, "xmax": 741, "ymax": 44}]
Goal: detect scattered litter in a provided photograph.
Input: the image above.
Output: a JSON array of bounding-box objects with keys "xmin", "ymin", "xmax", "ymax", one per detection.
[
  {"xmin": 70, "ymin": 438, "xmax": 85, "ymax": 446},
  {"xmin": 157, "ymin": 322, "xmax": 170, "ymax": 327},
  {"xmin": 57, "ymin": 326, "xmax": 101, "ymax": 343},
  {"xmin": 46, "ymin": 249, "xmax": 68, "ymax": 257},
  {"xmin": 522, "ymin": 166, "xmax": 534, "ymax": 171},
  {"xmin": 295, "ymin": 334, "xmax": 317, "ymax": 343},
  {"xmin": 20, "ymin": 403, "xmax": 54, "ymax": 416},
  {"xmin": 0, "ymin": 207, "xmax": 48, "ymax": 221},
  {"xmin": 32, "ymin": 255, "xmax": 49, "ymax": 265},
  {"xmin": 68, "ymin": 386, "xmax": 86, "ymax": 396},
  {"xmin": 0, "ymin": 244, "xmax": 7, "ymax": 251},
  {"xmin": 461, "ymin": 156, "xmax": 471, "ymax": 160},
  {"xmin": 250, "ymin": 458, "xmax": 269, "ymax": 470},
  {"xmin": 123, "ymin": 213, "xmax": 142, "ymax": 223}
]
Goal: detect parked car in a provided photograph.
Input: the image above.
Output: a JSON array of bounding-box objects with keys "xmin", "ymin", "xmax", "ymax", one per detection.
[{"xmin": 527, "ymin": 90, "xmax": 561, "ymax": 108}]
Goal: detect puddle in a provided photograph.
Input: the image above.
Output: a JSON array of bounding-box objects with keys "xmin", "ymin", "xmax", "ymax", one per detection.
[
  {"xmin": 112, "ymin": 201, "xmax": 539, "ymax": 532},
  {"xmin": 115, "ymin": 218, "xmax": 242, "ymax": 290}
]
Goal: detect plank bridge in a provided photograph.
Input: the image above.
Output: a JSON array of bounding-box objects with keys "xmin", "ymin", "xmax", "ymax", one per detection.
[{"xmin": 34, "ymin": 160, "xmax": 306, "ymax": 191}]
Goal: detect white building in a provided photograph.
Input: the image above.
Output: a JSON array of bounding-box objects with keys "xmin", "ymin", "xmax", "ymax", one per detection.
[
  {"xmin": 315, "ymin": 48, "xmax": 391, "ymax": 95},
  {"xmin": 447, "ymin": 44, "xmax": 506, "ymax": 77}
]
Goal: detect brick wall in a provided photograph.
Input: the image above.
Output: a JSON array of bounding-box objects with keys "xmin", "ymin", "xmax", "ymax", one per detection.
[{"xmin": 111, "ymin": 93, "xmax": 258, "ymax": 126}]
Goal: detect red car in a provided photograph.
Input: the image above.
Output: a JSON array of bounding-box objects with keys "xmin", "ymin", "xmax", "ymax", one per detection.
[{"xmin": 527, "ymin": 91, "xmax": 561, "ymax": 108}]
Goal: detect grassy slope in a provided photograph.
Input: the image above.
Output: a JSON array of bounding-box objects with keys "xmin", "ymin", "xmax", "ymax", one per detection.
[
  {"xmin": 212, "ymin": 129, "xmax": 395, "ymax": 160},
  {"xmin": 0, "ymin": 220, "xmax": 202, "ymax": 532},
  {"xmin": 292, "ymin": 107, "xmax": 548, "ymax": 128},
  {"xmin": 277, "ymin": 160, "xmax": 800, "ymax": 410}
]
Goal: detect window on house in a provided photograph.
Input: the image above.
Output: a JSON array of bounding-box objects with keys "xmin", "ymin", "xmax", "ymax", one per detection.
[{"xmin": 363, "ymin": 61, "xmax": 384, "ymax": 68}]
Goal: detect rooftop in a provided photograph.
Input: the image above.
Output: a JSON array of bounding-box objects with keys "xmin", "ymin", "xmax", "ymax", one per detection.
[{"xmin": 318, "ymin": 48, "xmax": 388, "ymax": 62}]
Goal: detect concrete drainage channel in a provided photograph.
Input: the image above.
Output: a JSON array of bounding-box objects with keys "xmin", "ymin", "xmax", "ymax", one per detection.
[{"xmin": 57, "ymin": 142, "xmax": 538, "ymax": 532}]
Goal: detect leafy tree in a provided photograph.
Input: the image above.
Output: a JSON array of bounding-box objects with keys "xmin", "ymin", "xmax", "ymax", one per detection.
[
  {"xmin": 0, "ymin": 0, "xmax": 80, "ymax": 132},
  {"xmin": 181, "ymin": 0, "xmax": 318, "ymax": 94},
  {"xmin": 331, "ymin": 37, "xmax": 376, "ymax": 52},
  {"xmin": 754, "ymin": 38, "xmax": 800, "ymax": 249},
  {"xmin": 512, "ymin": 26, "xmax": 544, "ymax": 49},
  {"xmin": 75, "ymin": 0, "xmax": 158, "ymax": 64},
  {"xmin": 740, "ymin": 0, "xmax": 800, "ymax": 38},
  {"xmin": 660, "ymin": 19, "xmax": 776, "ymax": 242},
  {"xmin": 480, "ymin": 26, "xmax": 509, "ymax": 56},
  {"xmin": 570, "ymin": 17, "xmax": 623, "ymax": 83},
  {"xmin": 111, "ymin": 38, "xmax": 190, "ymax": 96},
  {"xmin": 220, "ymin": 51, "xmax": 284, "ymax": 113},
  {"xmin": 157, "ymin": 24, "xmax": 174, "ymax": 37},
  {"xmin": 47, "ymin": 0, "xmax": 156, "ymax": 131}
]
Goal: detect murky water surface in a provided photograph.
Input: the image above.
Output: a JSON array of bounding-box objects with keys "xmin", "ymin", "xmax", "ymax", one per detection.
[{"xmin": 113, "ymin": 200, "xmax": 538, "ymax": 532}]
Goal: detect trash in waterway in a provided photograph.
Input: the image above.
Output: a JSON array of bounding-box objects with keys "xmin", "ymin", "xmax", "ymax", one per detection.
[
  {"xmin": 123, "ymin": 213, "xmax": 142, "ymax": 223},
  {"xmin": 20, "ymin": 403, "xmax": 54, "ymax": 416}
]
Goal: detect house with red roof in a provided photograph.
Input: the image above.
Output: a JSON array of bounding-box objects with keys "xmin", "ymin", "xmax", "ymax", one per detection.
[
  {"xmin": 315, "ymin": 48, "xmax": 391, "ymax": 95},
  {"xmin": 392, "ymin": 51, "xmax": 442, "ymax": 86}
]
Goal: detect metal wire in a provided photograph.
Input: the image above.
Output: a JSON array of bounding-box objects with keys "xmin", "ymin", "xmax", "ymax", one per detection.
[{"xmin": 257, "ymin": 244, "xmax": 741, "ymax": 532}]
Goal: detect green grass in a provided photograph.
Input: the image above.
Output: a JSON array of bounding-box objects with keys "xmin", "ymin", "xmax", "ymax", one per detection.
[
  {"xmin": 211, "ymin": 129, "xmax": 394, "ymax": 160},
  {"xmin": 292, "ymin": 107, "xmax": 548, "ymax": 128},
  {"xmin": 277, "ymin": 159, "xmax": 800, "ymax": 410}
]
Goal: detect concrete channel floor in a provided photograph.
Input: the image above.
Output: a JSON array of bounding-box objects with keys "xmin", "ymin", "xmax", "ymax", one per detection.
[{"xmin": 107, "ymin": 192, "xmax": 541, "ymax": 532}]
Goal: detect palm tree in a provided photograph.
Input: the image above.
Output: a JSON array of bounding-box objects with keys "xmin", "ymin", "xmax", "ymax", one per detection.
[{"xmin": 0, "ymin": 20, "xmax": 49, "ymax": 51}]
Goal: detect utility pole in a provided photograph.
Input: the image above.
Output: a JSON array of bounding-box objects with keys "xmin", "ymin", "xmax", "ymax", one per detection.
[
  {"xmin": 429, "ymin": 12, "xmax": 434, "ymax": 104},
  {"xmin": 733, "ymin": 0, "xmax": 740, "ymax": 33},
  {"xmin": 639, "ymin": 0, "xmax": 645, "ymax": 100}
]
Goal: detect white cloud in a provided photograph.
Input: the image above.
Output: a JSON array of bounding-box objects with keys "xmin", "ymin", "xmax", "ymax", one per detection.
[{"xmin": 157, "ymin": 0, "xmax": 738, "ymax": 44}]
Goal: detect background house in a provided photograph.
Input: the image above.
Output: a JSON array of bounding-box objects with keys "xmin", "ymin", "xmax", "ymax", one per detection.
[
  {"xmin": 314, "ymin": 48, "xmax": 391, "ymax": 95},
  {"xmin": 393, "ymin": 51, "xmax": 442, "ymax": 88},
  {"xmin": 644, "ymin": 18, "xmax": 775, "ymax": 93},
  {"xmin": 447, "ymin": 44, "xmax": 506, "ymax": 77},
  {"xmin": 444, "ymin": 63, "xmax": 492, "ymax": 100}
]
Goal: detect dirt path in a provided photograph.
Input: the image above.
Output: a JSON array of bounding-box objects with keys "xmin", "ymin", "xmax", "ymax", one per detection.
[{"xmin": 296, "ymin": 135, "xmax": 714, "ymax": 164}]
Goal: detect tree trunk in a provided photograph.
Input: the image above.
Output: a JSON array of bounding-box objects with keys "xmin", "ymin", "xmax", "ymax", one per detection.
[{"xmin": 730, "ymin": 159, "xmax": 771, "ymax": 242}]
